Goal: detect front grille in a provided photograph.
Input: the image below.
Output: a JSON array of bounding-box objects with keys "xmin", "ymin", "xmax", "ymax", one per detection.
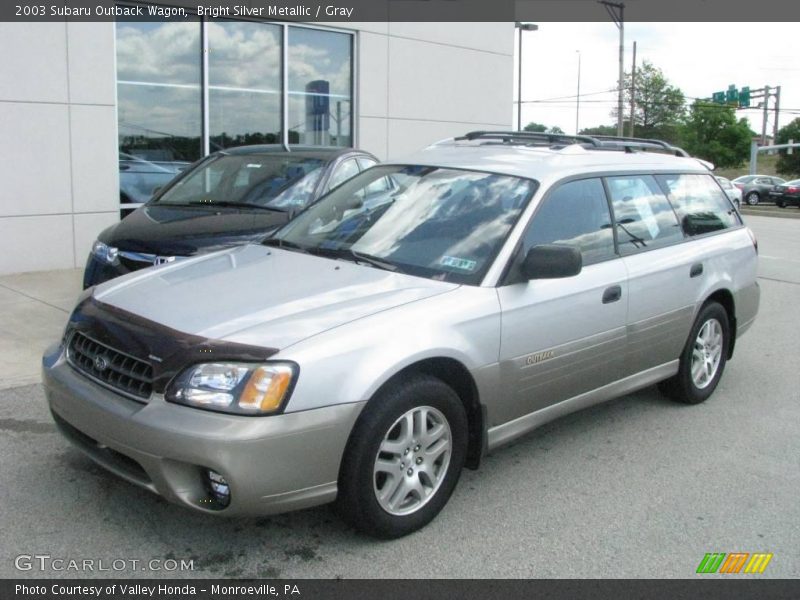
[{"xmin": 67, "ymin": 331, "xmax": 153, "ymax": 400}]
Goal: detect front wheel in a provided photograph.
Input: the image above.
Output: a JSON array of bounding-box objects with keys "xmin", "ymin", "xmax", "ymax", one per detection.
[
  {"xmin": 745, "ymin": 192, "xmax": 760, "ymax": 206},
  {"xmin": 659, "ymin": 302, "xmax": 730, "ymax": 404},
  {"xmin": 336, "ymin": 375, "xmax": 467, "ymax": 538}
]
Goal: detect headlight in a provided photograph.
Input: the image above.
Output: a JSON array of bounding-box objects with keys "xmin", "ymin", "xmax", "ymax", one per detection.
[
  {"xmin": 91, "ymin": 240, "xmax": 119, "ymax": 264},
  {"xmin": 165, "ymin": 362, "xmax": 296, "ymax": 415}
]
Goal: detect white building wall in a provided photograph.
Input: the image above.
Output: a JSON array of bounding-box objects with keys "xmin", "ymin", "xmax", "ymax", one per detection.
[{"xmin": 0, "ymin": 21, "xmax": 513, "ymax": 275}]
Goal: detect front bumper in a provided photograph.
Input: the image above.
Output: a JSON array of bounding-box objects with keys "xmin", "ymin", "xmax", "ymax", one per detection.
[{"xmin": 43, "ymin": 344, "xmax": 365, "ymax": 516}]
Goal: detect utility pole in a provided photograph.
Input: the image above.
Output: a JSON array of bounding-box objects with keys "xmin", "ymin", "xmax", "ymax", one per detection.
[
  {"xmin": 629, "ymin": 41, "xmax": 636, "ymax": 137},
  {"xmin": 773, "ymin": 85, "xmax": 781, "ymax": 143},
  {"xmin": 599, "ymin": 1, "xmax": 625, "ymax": 136},
  {"xmin": 762, "ymin": 85, "xmax": 770, "ymax": 145}
]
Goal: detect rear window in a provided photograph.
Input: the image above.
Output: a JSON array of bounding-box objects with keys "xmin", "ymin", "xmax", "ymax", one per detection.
[{"xmin": 656, "ymin": 174, "xmax": 740, "ymax": 236}]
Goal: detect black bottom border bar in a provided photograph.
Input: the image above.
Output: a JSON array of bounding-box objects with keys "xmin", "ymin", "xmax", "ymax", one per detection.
[{"xmin": 3, "ymin": 579, "xmax": 800, "ymax": 600}]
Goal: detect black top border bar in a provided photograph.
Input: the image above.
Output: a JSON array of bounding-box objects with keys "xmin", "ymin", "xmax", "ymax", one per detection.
[{"xmin": 4, "ymin": 0, "xmax": 800, "ymax": 22}]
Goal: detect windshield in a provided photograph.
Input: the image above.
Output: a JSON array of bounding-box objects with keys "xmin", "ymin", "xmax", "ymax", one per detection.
[
  {"xmin": 155, "ymin": 154, "xmax": 326, "ymax": 211},
  {"xmin": 272, "ymin": 165, "xmax": 537, "ymax": 285}
]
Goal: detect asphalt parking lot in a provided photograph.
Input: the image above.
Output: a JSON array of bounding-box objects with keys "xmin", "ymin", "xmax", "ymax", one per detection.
[{"xmin": 0, "ymin": 214, "xmax": 798, "ymax": 579}]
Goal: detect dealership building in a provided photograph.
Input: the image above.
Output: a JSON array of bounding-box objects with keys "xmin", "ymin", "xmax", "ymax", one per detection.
[{"xmin": 0, "ymin": 14, "xmax": 513, "ymax": 275}]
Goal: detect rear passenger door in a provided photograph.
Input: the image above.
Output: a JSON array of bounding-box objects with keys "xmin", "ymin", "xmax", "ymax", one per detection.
[
  {"xmin": 606, "ymin": 174, "xmax": 697, "ymax": 375},
  {"xmin": 496, "ymin": 178, "xmax": 627, "ymax": 424}
]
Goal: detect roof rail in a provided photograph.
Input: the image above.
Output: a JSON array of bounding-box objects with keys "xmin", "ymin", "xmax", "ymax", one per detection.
[
  {"xmin": 455, "ymin": 130, "xmax": 600, "ymax": 147},
  {"xmin": 450, "ymin": 130, "xmax": 695, "ymax": 160},
  {"xmin": 590, "ymin": 135, "xmax": 690, "ymax": 157}
]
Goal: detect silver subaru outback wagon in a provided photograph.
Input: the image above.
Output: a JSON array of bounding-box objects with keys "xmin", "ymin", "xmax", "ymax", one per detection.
[{"xmin": 43, "ymin": 131, "xmax": 759, "ymax": 538}]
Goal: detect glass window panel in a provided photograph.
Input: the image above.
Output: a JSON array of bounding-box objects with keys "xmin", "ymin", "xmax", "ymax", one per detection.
[
  {"xmin": 522, "ymin": 178, "xmax": 616, "ymax": 266},
  {"xmin": 288, "ymin": 27, "xmax": 353, "ymax": 147},
  {"xmin": 606, "ymin": 175, "xmax": 684, "ymax": 255},
  {"xmin": 656, "ymin": 174, "xmax": 740, "ymax": 236},
  {"xmin": 208, "ymin": 21, "xmax": 283, "ymax": 151},
  {"xmin": 327, "ymin": 159, "xmax": 360, "ymax": 191},
  {"xmin": 116, "ymin": 19, "xmax": 202, "ymax": 204}
]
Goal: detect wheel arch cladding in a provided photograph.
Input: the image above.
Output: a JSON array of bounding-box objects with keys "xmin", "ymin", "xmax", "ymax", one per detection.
[
  {"xmin": 368, "ymin": 357, "xmax": 484, "ymax": 471},
  {"xmin": 705, "ymin": 289, "xmax": 736, "ymax": 359}
]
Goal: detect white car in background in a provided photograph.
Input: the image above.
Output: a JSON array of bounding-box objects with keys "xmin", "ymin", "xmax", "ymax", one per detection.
[{"xmin": 716, "ymin": 176, "xmax": 742, "ymax": 209}]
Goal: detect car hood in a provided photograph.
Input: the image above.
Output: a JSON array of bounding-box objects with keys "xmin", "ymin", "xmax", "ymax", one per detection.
[
  {"xmin": 93, "ymin": 244, "xmax": 458, "ymax": 349},
  {"xmin": 100, "ymin": 203, "xmax": 289, "ymax": 256}
]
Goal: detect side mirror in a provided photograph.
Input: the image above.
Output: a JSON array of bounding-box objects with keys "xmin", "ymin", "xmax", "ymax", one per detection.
[{"xmin": 522, "ymin": 244, "xmax": 582, "ymax": 279}]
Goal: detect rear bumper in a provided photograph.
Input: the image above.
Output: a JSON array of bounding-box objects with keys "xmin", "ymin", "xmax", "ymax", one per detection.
[{"xmin": 43, "ymin": 344, "xmax": 365, "ymax": 516}]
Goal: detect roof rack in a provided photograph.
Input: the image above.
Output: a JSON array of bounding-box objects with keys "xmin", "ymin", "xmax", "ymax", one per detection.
[
  {"xmin": 589, "ymin": 135, "xmax": 690, "ymax": 157},
  {"xmin": 452, "ymin": 130, "xmax": 690, "ymax": 158},
  {"xmin": 455, "ymin": 130, "xmax": 599, "ymax": 147}
]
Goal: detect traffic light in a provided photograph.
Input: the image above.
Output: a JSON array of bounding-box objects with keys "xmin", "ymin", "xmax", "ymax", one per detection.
[{"xmin": 739, "ymin": 86, "xmax": 750, "ymax": 108}]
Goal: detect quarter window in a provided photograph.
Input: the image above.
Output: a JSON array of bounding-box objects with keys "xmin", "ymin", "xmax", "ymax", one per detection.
[
  {"xmin": 606, "ymin": 175, "xmax": 684, "ymax": 255},
  {"xmin": 521, "ymin": 178, "xmax": 616, "ymax": 266},
  {"xmin": 327, "ymin": 159, "xmax": 360, "ymax": 191},
  {"xmin": 656, "ymin": 174, "xmax": 740, "ymax": 236}
]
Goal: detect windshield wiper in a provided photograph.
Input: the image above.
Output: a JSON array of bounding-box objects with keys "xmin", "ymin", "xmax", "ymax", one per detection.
[
  {"xmin": 261, "ymin": 238, "xmax": 312, "ymax": 254},
  {"xmin": 199, "ymin": 201, "xmax": 285, "ymax": 212},
  {"xmin": 310, "ymin": 247, "xmax": 401, "ymax": 272}
]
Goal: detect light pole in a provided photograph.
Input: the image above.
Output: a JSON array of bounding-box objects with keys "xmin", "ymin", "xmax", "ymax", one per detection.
[
  {"xmin": 515, "ymin": 22, "xmax": 538, "ymax": 131},
  {"xmin": 575, "ymin": 50, "xmax": 582, "ymax": 135},
  {"xmin": 599, "ymin": 1, "xmax": 625, "ymax": 136}
]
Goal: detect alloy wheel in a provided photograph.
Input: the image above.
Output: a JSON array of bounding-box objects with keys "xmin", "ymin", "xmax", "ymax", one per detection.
[{"xmin": 373, "ymin": 405, "xmax": 452, "ymax": 516}]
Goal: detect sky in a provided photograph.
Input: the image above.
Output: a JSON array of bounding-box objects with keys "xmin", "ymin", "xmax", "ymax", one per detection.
[{"xmin": 514, "ymin": 22, "xmax": 799, "ymax": 138}]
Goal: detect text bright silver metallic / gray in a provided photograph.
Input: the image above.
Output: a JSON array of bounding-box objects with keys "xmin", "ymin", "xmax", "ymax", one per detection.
[{"xmin": 43, "ymin": 132, "xmax": 759, "ymax": 538}]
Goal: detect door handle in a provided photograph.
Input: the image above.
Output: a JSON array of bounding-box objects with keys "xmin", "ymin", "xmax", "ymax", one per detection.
[
  {"xmin": 690, "ymin": 263, "xmax": 704, "ymax": 278},
  {"xmin": 602, "ymin": 285, "xmax": 622, "ymax": 304}
]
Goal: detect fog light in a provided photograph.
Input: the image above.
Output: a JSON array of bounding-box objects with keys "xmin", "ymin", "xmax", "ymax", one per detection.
[{"xmin": 205, "ymin": 469, "xmax": 231, "ymax": 507}]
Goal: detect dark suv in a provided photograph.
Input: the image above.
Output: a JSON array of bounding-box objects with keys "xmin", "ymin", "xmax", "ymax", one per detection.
[{"xmin": 84, "ymin": 146, "xmax": 379, "ymax": 288}]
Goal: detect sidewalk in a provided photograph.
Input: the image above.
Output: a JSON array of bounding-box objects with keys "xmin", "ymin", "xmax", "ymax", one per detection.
[{"xmin": 0, "ymin": 268, "xmax": 83, "ymax": 389}]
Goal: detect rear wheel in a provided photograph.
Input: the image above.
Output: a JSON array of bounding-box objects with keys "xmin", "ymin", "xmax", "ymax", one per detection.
[
  {"xmin": 776, "ymin": 200, "xmax": 786, "ymax": 208},
  {"xmin": 659, "ymin": 302, "xmax": 730, "ymax": 404},
  {"xmin": 336, "ymin": 374, "xmax": 467, "ymax": 538},
  {"xmin": 745, "ymin": 192, "xmax": 760, "ymax": 206}
]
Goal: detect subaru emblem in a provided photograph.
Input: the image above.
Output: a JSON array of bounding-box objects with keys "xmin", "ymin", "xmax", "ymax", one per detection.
[{"xmin": 94, "ymin": 356, "xmax": 109, "ymax": 372}]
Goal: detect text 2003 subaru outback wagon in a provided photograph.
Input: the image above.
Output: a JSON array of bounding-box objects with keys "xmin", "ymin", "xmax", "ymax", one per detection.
[{"xmin": 44, "ymin": 132, "xmax": 759, "ymax": 538}]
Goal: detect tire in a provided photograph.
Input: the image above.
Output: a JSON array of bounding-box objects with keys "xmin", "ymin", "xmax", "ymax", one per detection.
[
  {"xmin": 745, "ymin": 192, "xmax": 760, "ymax": 206},
  {"xmin": 776, "ymin": 199, "xmax": 786, "ymax": 208},
  {"xmin": 335, "ymin": 374, "xmax": 468, "ymax": 538},
  {"xmin": 659, "ymin": 302, "xmax": 730, "ymax": 405}
]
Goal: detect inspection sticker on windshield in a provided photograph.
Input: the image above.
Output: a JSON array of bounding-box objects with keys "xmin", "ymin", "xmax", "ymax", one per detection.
[{"xmin": 440, "ymin": 255, "xmax": 477, "ymax": 271}]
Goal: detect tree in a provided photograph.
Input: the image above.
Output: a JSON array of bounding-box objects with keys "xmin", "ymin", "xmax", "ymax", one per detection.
[
  {"xmin": 776, "ymin": 118, "xmax": 800, "ymax": 177},
  {"xmin": 681, "ymin": 101, "xmax": 753, "ymax": 168},
  {"xmin": 579, "ymin": 125, "xmax": 617, "ymax": 136},
  {"xmin": 523, "ymin": 122, "xmax": 564, "ymax": 134},
  {"xmin": 523, "ymin": 122, "xmax": 547, "ymax": 132},
  {"xmin": 614, "ymin": 61, "xmax": 685, "ymax": 143}
]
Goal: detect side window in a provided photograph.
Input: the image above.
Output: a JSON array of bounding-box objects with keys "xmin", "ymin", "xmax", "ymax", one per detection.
[
  {"xmin": 357, "ymin": 157, "xmax": 378, "ymax": 171},
  {"xmin": 327, "ymin": 158, "xmax": 360, "ymax": 191},
  {"xmin": 755, "ymin": 177, "xmax": 771, "ymax": 185},
  {"xmin": 606, "ymin": 175, "xmax": 684, "ymax": 255},
  {"xmin": 656, "ymin": 174, "xmax": 740, "ymax": 236},
  {"xmin": 521, "ymin": 178, "xmax": 616, "ymax": 266}
]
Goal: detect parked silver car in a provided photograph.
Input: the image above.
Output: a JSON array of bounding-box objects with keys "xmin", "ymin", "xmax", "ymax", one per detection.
[
  {"xmin": 43, "ymin": 132, "xmax": 759, "ymax": 538},
  {"xmin": 715, "ymin": 176, "xmax": 742, "ymax": 209}
]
